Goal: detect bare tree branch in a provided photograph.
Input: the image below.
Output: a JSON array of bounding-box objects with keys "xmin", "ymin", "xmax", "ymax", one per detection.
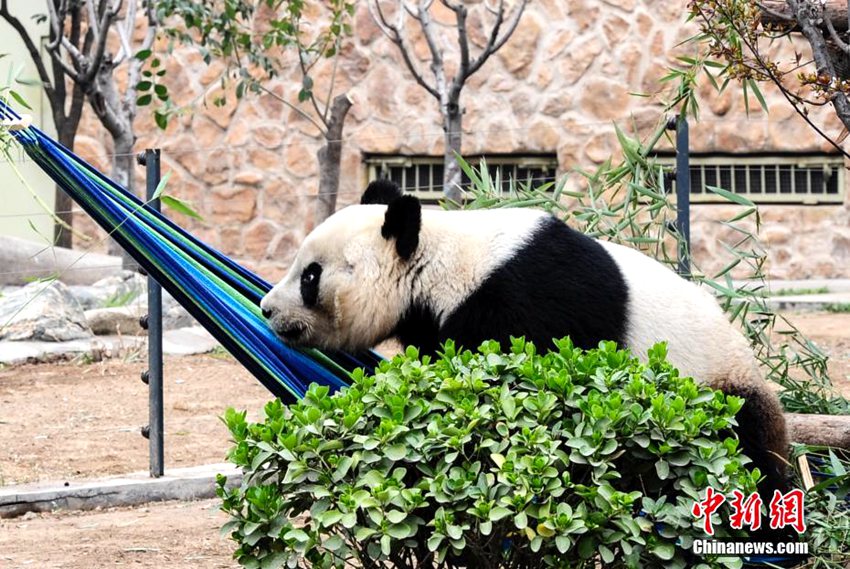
[
  {"xmin": 322, "ymin": 36, "xmax": 342, "ymax": 125},
  {"xmin": 369, "ymin": 1, "xmax": 440, "ymax": 98},
  {"xmin": 442, "ymin": 0, "xmax": 470, "ymax": 78},
  {"xmin": 465, "ymin": 0, "xmax": 504, "ymax": 77},
  {"xmin": 45, "ymin": 0, "xmax": 67, "ymax": 50},
  {"xmin": 0, "ymin": 0, "xmax": 56, "ymax": 101},
  {"xmin": 755, "ymin": 1, "xmax": 794, "ymax": 23},
  {"xmin": 255, "ymin": 84, "xmax": 328, "ymax": 134},
  {"xmin": 490, "ymin": 0, "xmax": 527, "ymax": 52},
  {"xmin": 86, "ymin": 0, "xmax": 100, "ymax": 38},
  {"xmin": 369, "ymin": 0, "xmax": 527, "ymax": 202},
  {"xmin": 465, "ymin": 0, "xmax": 528, "ymax": 79},
  {"xmin": 294, "ymin": 34, "xmax": 329, "ymax": 129},
  {"xmin": 416, "ymin": 0, "xmax": 447, "ymax": 100},
  {"xmin": 80, "ymin": 0, "xmax": 123, "ymax": 83},
  {"xmin": 114, "ymin": 0, "xmax": 138, "ymax": 64},
  {"xmin": 760, "ymin": 0, "xmax": 849, "ymax": 31},
  {"xmin": 824, "ymin": 12, "xmax": 850, "ymax": 53}
]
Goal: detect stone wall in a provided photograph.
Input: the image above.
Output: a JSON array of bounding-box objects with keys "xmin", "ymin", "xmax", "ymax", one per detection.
[{"xmin": 70, "ymin": 0, "xmax": 850, "ymax": 281}]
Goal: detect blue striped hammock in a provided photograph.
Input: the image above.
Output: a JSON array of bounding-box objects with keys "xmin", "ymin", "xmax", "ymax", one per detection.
[{"xmin": 0, "ymin": 102, "xmax": 380, "ymax": 400}]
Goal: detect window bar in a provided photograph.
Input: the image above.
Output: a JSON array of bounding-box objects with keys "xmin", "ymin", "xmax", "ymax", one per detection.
[
  {"xmin": 761, "ymin": 165, "xmax": 765, "ymax": 197},
  {"xmin": 807, "ymin": 167, "xmax": 812, "ymax": 202},
  {"xmin": 790, "ymin": 164, "xmax": 796, "ymax": 196}
]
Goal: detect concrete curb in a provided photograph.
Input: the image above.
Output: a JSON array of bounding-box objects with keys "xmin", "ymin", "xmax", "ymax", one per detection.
[
  {"xmin": 0, "ymin": 463, "xmax": 241, "ymax": 518},
  {"xmin": 767, "ymin": 292, "xmax": 850, "ymax": 312}
]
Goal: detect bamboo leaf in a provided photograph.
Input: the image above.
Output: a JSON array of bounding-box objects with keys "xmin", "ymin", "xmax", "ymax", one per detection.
[
  {"xmin": 705, "ymin": 185, "xmax": 755, "ymax": 207},
  {"xmin": 161, "ymin": 194, "xmax": 204, "ymax": 220},
  {"xmin": 151, "ymin": 170, "xmax": 172, "ymax": 201}
]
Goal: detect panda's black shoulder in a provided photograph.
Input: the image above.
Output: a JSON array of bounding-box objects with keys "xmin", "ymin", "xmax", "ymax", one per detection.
[
  {"xmin": 439, "ymin": 213, "xmax": 631, "ymax": 351},
  {"xmin": 361, "ymin": 180, "xmax": 404, "ymax": 205}
]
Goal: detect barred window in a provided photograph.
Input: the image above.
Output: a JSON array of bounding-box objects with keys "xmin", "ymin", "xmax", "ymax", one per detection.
[
  {"xmin": 365, "ymin": 155, "xmax": 559, "ymax": 202},
  {"xmin": 661, "ymin": 155, "xmax": 845, "ymax": 204}
]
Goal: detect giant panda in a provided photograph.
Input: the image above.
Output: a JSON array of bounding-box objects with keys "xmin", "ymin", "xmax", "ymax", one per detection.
[{"xmin": 260, "ymin": 179, "xmax": 789, "ymax": 504}]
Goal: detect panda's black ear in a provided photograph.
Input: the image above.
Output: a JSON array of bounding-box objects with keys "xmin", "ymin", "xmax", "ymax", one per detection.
[
  {"xmin": 381, "ymin": 195, "xmax": 421, "ymax": 261},
  {"xmin": 361, "ymin": 179, "xmax": 404, "ymax": 205}
]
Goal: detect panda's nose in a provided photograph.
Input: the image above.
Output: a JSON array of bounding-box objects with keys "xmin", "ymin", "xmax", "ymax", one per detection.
[{"xmin": 262, "ymin": 307, "xmax": 273, "ymax": 319}]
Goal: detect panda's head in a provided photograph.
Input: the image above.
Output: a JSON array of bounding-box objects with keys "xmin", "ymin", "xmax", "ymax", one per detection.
[{"xmin": 260, "ymin": 180, "xmax": 421, "ymax": 351}]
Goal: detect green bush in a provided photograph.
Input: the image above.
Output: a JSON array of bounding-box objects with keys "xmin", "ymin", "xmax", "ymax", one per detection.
[{"xmin": 218, "ymin": 338, "xmax": 760, "ymax": 568}]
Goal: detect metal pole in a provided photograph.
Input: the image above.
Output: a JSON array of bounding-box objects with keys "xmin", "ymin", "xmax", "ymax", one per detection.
[
  {"xmin": 667, "ymin": 115, "xmax": 691, "ymax": 278},
  {"xmin": 137, "ymin": 148, "xmax": 164, "ymax": 478}
]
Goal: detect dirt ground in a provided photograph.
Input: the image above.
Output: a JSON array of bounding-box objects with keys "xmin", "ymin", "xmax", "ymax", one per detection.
[
  {"xmin": 0, "ymin": 353, "xmax": 271, "ymax": 486},
  {"xmin": 777, "ymin": 311, "xmax": 850, "ymax": 394},
  {"xmin": 0, "ymin": 311, "xmax": 847, "ymax": 568},
  {"xmin": 0, "ymin": 499, "xmax": 236, "ymax": 568}
]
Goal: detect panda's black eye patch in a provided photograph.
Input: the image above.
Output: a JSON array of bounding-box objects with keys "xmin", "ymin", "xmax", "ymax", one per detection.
[{"xmin": 300, "ymin": 262, "xmax": 322, "ymax": 307}]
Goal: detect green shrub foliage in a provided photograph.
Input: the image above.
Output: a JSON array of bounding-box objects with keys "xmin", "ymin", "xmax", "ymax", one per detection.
[{"xmin": 218, "ymin": 339, "xmax": 760, "ymax": 568}]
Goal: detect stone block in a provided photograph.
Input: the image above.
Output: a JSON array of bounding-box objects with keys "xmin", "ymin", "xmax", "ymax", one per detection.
[
  {"xmin": 0, "ymin": 281, "xmax": 92, "ymax": 342},
  {"xmin": 497, "ymin": 13, "xmax": 542, "ymax": 76},
  {"xmin": 85, "ymin": 306, "xmax": 146, "ymax": 336}
]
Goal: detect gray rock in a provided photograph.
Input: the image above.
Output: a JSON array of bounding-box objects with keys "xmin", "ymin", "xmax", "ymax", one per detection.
[
  {"xmin": 0, "ymin": 326, "xmax": 220, "ymax": 365},
  {"xmin": 0, "ymin": 235, "xmax": 122, "ymax": 286},
  {"xmin": 0, "ymin": 281, "xmax": 93, "ymax": 341},
  {"xmin": 68, "ymin": 271, "xmax": 146, "ymax": 310},
  {"xmin": 65, "ymin": 285, "xmax": 104, "ymax": 311},
  {"xmin": 84, "ymin": 306, "xmax": 146, "ymax": 336},
  {"xmin": 162, "ymin": 326, "xmax": 219, "ymax": 355},
  {"xmin": 70, "ymin": 272, "xmax": 198, "ymax": 330},
  {"xmin": 162, "ymin": 293, "xmax": 196, "ymax": 329}
]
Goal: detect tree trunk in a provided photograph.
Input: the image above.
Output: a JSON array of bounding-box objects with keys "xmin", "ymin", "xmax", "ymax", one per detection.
[
  {"xmin": 54, "ymin": 127, "xmax": 77, "ymax": 248},
  {"xmin": 315, "ymin": 94, "xmax": 353, "ymax": 225},
  {"xmin": 109, "ymin": 133, "xmax": 138, "ymax": 269},
  {"xmin": 786, "ymin": 0, "xmax": 850, "ymax": 139},
  {"xmin": 442, "ymin": 100, "xmax": 463, "ymax": 204},
  {"xmin": 786, "ymin": 413, "xmax": 850, "ymax": 449},
  {"xmin": 761, "ymin": 1, "xmax": 849, "ymax": 31}
]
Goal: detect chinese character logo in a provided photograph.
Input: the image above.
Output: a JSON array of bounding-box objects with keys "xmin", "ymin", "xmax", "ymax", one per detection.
[
  {"xmin": 729, "ymin": 490, "xmax": 762, "ymax": 531},
  {"xmin": 691, "ymin": 487, "xmax": 726, "ymax": 536},
  {"xmin": 769, "ymin": 489, "xmax": 807, "ymax": 534},
  {"xmin": 692, "ymin": 488, "xmax": 806, "ymax": 535}
]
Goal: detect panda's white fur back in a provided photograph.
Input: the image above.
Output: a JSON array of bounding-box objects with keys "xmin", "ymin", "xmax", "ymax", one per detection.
[{"xmin": 596, "ymin": 241, "xmax": 759, "ymax": 385}]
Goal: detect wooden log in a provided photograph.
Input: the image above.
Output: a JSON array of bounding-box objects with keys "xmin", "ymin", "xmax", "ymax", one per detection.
[
  {"xmin": 785, "ymin": 412, "xmax": 850, "ymax": 449},
  {"xmin": 761, "ymin": 1, "xmax": 849, "ymax": 32}
]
